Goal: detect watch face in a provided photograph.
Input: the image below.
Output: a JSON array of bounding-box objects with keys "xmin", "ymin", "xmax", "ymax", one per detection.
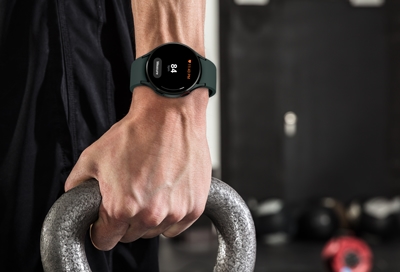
[{"xmin": 146, "ymin": 43, "xmax": 201, "ymax": 94}]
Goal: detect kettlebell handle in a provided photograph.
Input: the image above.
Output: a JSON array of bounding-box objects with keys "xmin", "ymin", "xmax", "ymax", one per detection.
[{"xmin": 40, "ymin": 178, "xmax": 256, "ymax": 271}]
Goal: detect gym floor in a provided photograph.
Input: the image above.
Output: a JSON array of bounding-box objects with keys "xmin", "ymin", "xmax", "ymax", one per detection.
[{"xmin": 159, "ymin": 220, "xmax": 400, "ymax": 272}]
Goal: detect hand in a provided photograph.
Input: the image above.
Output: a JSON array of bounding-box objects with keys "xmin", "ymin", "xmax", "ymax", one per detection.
[{"xmin": 64, "ymin": 86, "xmax": 212, "ymax": 250}]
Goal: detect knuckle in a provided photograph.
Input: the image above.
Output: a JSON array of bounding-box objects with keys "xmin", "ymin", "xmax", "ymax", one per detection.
[
  {"xmin": 141, "ymin": 210, "xmax": 165, "ymax": 228},
  {"xmin": 166, "ymin": 212, "xmax": 185, "ymax": 224},
  {"xmin": 109, "ymin": 202, "xmax": 136, "ymax": 223},
  {"xmin": 111, "ymin": 210, "xmax": 130, "ymax": 223}
]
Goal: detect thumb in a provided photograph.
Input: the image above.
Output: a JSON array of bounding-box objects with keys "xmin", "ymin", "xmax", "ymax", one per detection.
[
  {"xmin": 90, "ymin": 210, "xmax": 129, "ymax": 251},
  {"xmin": 65, "ymin": 151, "xmax": 96, "ymax": 192}
]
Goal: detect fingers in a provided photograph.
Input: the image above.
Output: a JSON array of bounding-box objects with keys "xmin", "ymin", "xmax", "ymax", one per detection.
[
  {"xmin": 128, "ymin": 206, "xmax": 204, "ymax": 240},
  {"xmin": 120, "ymin": 209, "xmax": 169, "ymax": 242},
  {"xmin": 162, "ymin": 207, "xmax": 204, "ymax": 238},
  {"xmin": 139, "ymin": 211, "xmax": 187, "ymax": 239},
  {"xmin": 66, "ymin": 147, "xmax": 209, "ymax": 249},
  {"xmin": 91, "ymin": 207, "xmax": 205, "ymax": 251},
  {"xmin": 90, "ymin": 206, "xmax": 130, "ymax": 251}
]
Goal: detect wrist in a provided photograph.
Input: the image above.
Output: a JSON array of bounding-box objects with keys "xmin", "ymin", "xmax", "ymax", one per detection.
[{"xmin": 127, "ymin": 86, "xmax": 208, "ymax": 129}]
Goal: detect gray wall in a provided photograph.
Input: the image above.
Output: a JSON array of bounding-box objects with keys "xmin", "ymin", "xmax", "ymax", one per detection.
[{"xmin": 220, "ymin": 0, "xmax": 400, "ymax": 203}]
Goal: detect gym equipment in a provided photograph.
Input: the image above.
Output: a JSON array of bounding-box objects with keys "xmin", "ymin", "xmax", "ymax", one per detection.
[
  {"xmin": 40, "ymin": 178, "xmax": 256, "ymax": 272},
  {"xmin": 322, "ymin": 236, "xmax": 373, "ymax": 272},
  {"xmin": 347, "ymin": 197, "xmax": 400, "ymax": 239},
  {"xmin": 297, "ymin": 198, "xmax": 344, "ymax": 240},
  {"xmin": 249, "ymin": 198, "xmax": 295, "ymax": 245}
]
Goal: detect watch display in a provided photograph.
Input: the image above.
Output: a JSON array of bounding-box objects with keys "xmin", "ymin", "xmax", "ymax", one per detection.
[{"xmin": 146, "ymin": 43, "xmax": 201, "ymax": 94}]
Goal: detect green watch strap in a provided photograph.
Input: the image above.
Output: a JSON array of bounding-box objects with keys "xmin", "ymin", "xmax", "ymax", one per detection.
[
  {"xmin": 130, "ymin": 54, "xmax": 149, "ymax": 92},
  {"xmin": 198, "ymin": 57, "xmax": 217, "ymax": 97}
]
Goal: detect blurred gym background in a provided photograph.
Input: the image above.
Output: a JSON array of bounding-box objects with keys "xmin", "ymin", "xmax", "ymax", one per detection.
[{"xmin": 160, "ymin": 0, "xmax": 400, "ymax": 271}]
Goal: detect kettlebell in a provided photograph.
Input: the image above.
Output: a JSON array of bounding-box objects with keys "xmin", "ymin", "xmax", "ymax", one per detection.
[{"xmin": 40, "ymin": 178, "xmax": 256, "ymax": 272}]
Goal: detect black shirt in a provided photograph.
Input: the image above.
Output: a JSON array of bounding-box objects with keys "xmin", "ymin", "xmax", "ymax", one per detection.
[{"xmin": 0, "ymin": 0, "xmax": 158, "ymax": 271}]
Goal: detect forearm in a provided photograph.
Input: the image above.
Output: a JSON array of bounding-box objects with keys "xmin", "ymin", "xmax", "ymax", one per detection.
[
  {"xmin": 129, "ymin": 0, "xmax": 209, "ymax": 126},
  {"xmin": 131, "ymin": 0, "xmax": 206, "ymax": 57},
  {"xmin": 65, "ymin": 0, "xmax": 212, "ymax": 250}
]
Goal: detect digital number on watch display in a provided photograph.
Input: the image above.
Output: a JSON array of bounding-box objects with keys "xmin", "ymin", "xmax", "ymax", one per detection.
[{"xmin": 147, "ymin": 43, "xmax": 201, "ymax": 93}]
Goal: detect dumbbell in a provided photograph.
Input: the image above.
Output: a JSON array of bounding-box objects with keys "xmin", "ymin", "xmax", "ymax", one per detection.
[{"xmin": 40, "ymin": 178, "xmax": 256, "ymax": 272}]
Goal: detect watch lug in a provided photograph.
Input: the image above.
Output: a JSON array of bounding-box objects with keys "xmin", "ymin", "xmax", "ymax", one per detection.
[
  {"xmin": 190, "ymin": 83, "xmax": 206, "ymax": 90},
  {"xmin": 190, "ymin": 83, "xmax": 213, "ymax": 97},
  {"xmin": 141, "ymin": 81, "xmax": 153, "ymax": 88}
]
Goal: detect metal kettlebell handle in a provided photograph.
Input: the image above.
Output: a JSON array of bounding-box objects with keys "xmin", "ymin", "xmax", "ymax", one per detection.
[{"xmin": 40, "ymin": 178, "xmax": 256, "ymax": 271}]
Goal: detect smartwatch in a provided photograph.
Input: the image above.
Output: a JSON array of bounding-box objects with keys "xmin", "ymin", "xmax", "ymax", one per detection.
[{"xmin": 130, "ymin": 42, "xmax": 216, "ymax": 98}]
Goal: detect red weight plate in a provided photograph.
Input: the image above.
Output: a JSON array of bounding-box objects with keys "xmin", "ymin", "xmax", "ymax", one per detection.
[{"xmin": 322, "ymin": 236, "xmax": 373, "ymax": 272}]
